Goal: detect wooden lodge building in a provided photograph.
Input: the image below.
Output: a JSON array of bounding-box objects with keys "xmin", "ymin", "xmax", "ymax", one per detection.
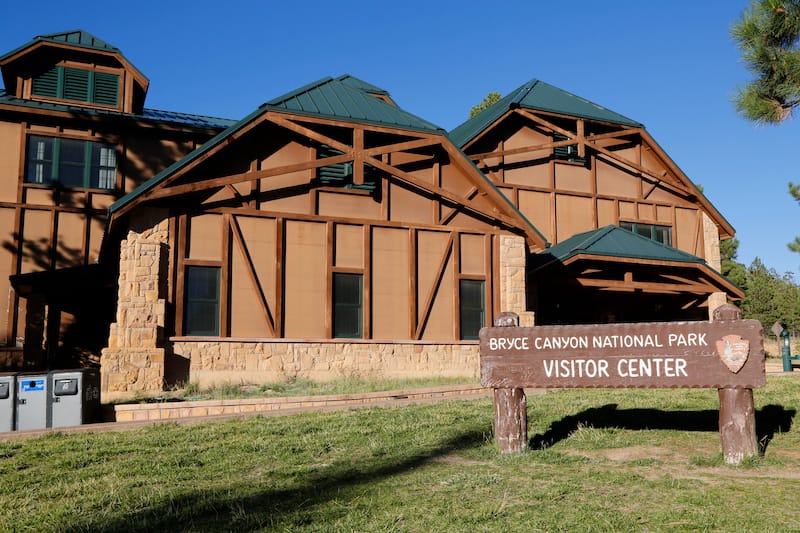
[{"xmin": 0, "ymin": 31, "xmax": 744, "ymax": 397}]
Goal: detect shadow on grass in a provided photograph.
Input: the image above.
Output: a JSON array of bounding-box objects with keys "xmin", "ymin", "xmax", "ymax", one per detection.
[
  {"xmin": 66, "ymin": 429, "xmax": 487, "ymax": 531},
  {"xmin": 530, "ymin": 403, "xmax": 796, "ymax": 453}
]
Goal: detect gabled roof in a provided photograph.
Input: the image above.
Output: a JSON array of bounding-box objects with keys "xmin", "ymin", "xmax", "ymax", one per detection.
[
  {"xmin": 107, "ymin": 74, "xmax": 546, "ymax": 249},
  {"xmin": 535, "ymin": 225, "xmax": 705, "ymax": 268},
  {"xmin": 449, "ymin": 78, "xmax": 642, "ymax": 147},
  {"xmin": 530, "ymin": 225, "xmax": 744, "ymax": 299},
  {"xmin": 263, "ymin": 76, "xmax": 442, "ymax": 133},
  {"xmin": 0, "ymin": 88, "xmax": 235, "ymax": 130},
  {"xmin": 336, "ymin": 75, "xmax": 390, "ymax": 97},
  {"xmin": 0, "ymin": 30, "xmax": 120, "ymax": 64},
  {"xmin": 111, "ymin": 75, "xmax": 446, "ymax": 215}
]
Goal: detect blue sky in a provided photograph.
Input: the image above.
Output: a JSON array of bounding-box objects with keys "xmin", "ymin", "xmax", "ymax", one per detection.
[{"xmin": 2, "ymin": 0, "xmax": 799, "ymax": 276}]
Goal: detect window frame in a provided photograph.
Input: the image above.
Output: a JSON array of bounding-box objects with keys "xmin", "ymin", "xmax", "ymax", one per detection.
[
  {"xmin": 332, "ymin": 272, "xmax": 363, "ymax": 339},
  {"xmin": 619, "ymin": 221, "xmax": 673, "ymax": 246},
  {"xmin": 459, "ymin": 279, "xmax": 485, "ymax": 341},
  {"xmin": 24, "ymin": 135, "xmax": 118, "ymax": 190},
  {"xmin": 183, "ymin": 266, "xmax": 221, "ymax": 337}
]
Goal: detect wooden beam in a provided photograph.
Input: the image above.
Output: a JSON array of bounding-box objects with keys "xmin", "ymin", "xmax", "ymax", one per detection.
[
  {"xmin": 590, "ymin": 142, "xmax": 691, "ymax": 197},
  {"xmin": 175, "ymin": 214, "xmax": 188, "ymax": 335},
  {"xmin": 275, "ymin": 217, "xmax": 284, "ymax": 336},
  {"xmin": 453, "ymin": 233, "xmax": 461, "ymax": 340},
  {"xmin": 440, "ymin": 142, "xmax": 544, "ymax": 244},
  {"xmin": 363, "ymin": 224, "xmax": 371, "ymax": 339},
  {"xmin": 441, "ymin": 186, "xmax": 479, "ymax": 225},
  {"xmin": 409, "ymin": 227, "xmax": 417, "ymax": 339},
  {"xmin": 265, "ymin": 113, "xmax": 351, "ymax": 154},
  {"xmin": 353, "ymin": 128, "xmax": 364, "ymax": 186},
  {"xmin": 228, "ymin": 215, "xmax": 276, "ymax": 336},
  {"xmin": 366, "ymin": 154, "xmax": 522, "ymax": 230},
  {"xmin": 220, "ymin": 213, "xmax": 231, "ymax": 336},
  {"xmin": 515, "ymin": 109, "xmax": 575, "ymax": 141},
  {"xmin": 363, "ymin": 137, "xmax": 440, "ymax": 157},
  {"xmin": 325, "ymin": 221, "xmax": 333, "ymax": 337},
  {"xmin": 147, "ymin": 153, "xmax": 353, "ymax": 200},
  {"xmin": 414, "ymin": 233, "xmax": 454, "ymax": 340},
  {"xmin": 467, "ymin": 126, "xmax": 643, "ymax": 161}
]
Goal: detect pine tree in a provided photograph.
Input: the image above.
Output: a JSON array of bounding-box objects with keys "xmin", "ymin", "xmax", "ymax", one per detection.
[
  {"xmin": 720, "ymin": 237, "xmax": 748, "ymax": 288},
  {"xmin": 731, "ymin": 0, "xmax": 800, "ymax": 124},
  {"xmin": 469, "ymin": 92, "xmax": 501, "ymax": 118},
  {"xmin": 741, "ymin": 258, "xmax": 781, "ymax": 329},
  {"xmin": 733, "ymin": 1, "xmax": 800, "ymax": 255}
]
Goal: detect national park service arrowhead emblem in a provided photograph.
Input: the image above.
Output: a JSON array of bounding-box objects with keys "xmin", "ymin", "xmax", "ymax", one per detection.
[{"xmin": 716, "ymin": 334, "xmax": 750, "ymax": 373}]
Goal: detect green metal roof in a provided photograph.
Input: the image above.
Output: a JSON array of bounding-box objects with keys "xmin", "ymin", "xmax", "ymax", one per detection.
[
  {"xmin": 0, "ymin": 89, "xmax": 235, "ymax": 130},
  {"xmin": 263, "ymin": 76, "xmax": 443, "ymax": 133},
  {"xmin": 534, "ymin": 225, "xmax": 705, "ymax": 268},
  {"xmin": 449, "ymin": 79, "xmax": 643, "ymax": 147},
  {"xmin": 336, "ymin": 75, "xmax": 391, "ymax": 97},
  {"xmin": 0, "ymin": 30, "xmax": 120, "ymax": 63}
]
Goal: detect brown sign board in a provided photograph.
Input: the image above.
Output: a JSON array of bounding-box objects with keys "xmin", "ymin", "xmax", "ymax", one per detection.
[{"xmin": 480, "ymin": 320, "xmax": 765, "ymax": 389}]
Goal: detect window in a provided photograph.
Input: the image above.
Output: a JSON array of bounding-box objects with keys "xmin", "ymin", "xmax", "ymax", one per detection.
[
  {"xmin": 25, "ymin": 135, "xmax": 117, "ymax": 189},
  {"xmin": 31, "ymin": 66, "xmax": 119, "ymax": 107},
  {"xmin": 553, "ymin": 132, "xmax": 585, "ymax": 164},
  {"xmin": 317, "ymin": 145, "xmax": 379, "ymax": 192},
  {"xmin": 333, "ymin": 273, "xmax": 363, "ymax": 338},
  {"xmin": 184, "ymin": 266, "xmax": 221, "ymax": 336},
  {"xmin": 620, "ymin": 222, "xmax": 673, "ymax": 246},
  {"xmin": 459, "ymin": 279, "xmax": 485, "ymax": 341}
]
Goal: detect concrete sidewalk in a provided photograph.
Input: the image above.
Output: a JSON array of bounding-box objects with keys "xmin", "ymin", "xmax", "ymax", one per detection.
[{"xmin": 0, "ymin": 384, "xmax": 494, "ymax": 441}]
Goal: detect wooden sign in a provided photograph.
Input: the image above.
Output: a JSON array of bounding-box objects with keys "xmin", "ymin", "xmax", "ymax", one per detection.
[
  {"xmin": 482, "ymin": 307, "xmax": 764, "ymax": 464},
  {"xmin": 480, "ymin": 320, "xmax": 764, "ymax": 389}
]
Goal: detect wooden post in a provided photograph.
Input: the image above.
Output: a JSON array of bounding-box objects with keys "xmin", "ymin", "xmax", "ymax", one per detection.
[
  {"xmin": 494, "ymin": 388, "xmax": 527, "ymax": 453},
  {"xmin": 492, "ymin": 312, "xmax": 527, "ymax": 453},
  {"xmin": 714, "ymin": 304, "xmax": 759, "ymax": 464}
]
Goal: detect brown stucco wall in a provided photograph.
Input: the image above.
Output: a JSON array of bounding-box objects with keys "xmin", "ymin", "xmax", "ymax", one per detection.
[{"xmin": 100, "ymin": 219, "xmax": 531, "ymax": 398}]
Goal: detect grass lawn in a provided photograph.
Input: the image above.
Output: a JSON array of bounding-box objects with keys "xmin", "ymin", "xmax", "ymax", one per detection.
[{"xmin": 2, "ymin": 374, "xmax": 800, "ymax": 532}]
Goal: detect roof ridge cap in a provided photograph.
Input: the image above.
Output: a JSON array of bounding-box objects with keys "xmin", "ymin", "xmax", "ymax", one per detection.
[{"xmin": 510, "ymin": 79, "xmax": 539, "ymax": 106}]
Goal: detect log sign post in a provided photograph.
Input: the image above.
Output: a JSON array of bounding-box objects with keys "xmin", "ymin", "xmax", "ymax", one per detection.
[{"xmin": 480, "ymin": 305, "xmax": 765, "ymax": 464}]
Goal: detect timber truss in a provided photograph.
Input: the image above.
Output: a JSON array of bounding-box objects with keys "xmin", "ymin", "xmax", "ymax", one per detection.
[
  {"xmin": 112, "ymin": 109, "xmax": 546, "ymax": 249},
  {"xmin": 462, "ymin": 108, "xmax": 733, "ymax": 239}
]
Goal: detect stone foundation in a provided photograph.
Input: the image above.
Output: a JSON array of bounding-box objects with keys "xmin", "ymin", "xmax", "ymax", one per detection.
[{"xmin": 171, "ymin": 339, "xmax": 480, "ymax": 388}]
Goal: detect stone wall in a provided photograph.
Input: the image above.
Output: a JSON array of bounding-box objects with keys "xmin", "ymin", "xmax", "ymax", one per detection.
[
  {"xmin": 702, "ymin": 212, "xmax": 728, "ymax": 319},
  {"xmin": 172, "ymin": 339, "xmax": 480, "ymax": 388},
  {"xmin": 100, "ymin": 218, "xmax": 169, "ymax": 397},
  {"xmin": 499, "ymin": 234, "xmax": 534, "ymax": 325}
]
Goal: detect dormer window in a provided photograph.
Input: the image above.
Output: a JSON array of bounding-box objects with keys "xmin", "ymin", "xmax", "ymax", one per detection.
[{"xmin": 31, "ymin": 66, "xmax": 119, "ymax": 107}]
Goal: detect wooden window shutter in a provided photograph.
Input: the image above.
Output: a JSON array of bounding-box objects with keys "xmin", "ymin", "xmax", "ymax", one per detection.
[
  {"xmin": 31, "ymin": 67, "xmax": 60, "ymax": 98},
  {"xmin": 93, "ymin": 72, "xmax": 119, "ymax": 106},
  {"xmin": 63, "ymin": 68, "xmax": 90, "ymax": 102}
]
